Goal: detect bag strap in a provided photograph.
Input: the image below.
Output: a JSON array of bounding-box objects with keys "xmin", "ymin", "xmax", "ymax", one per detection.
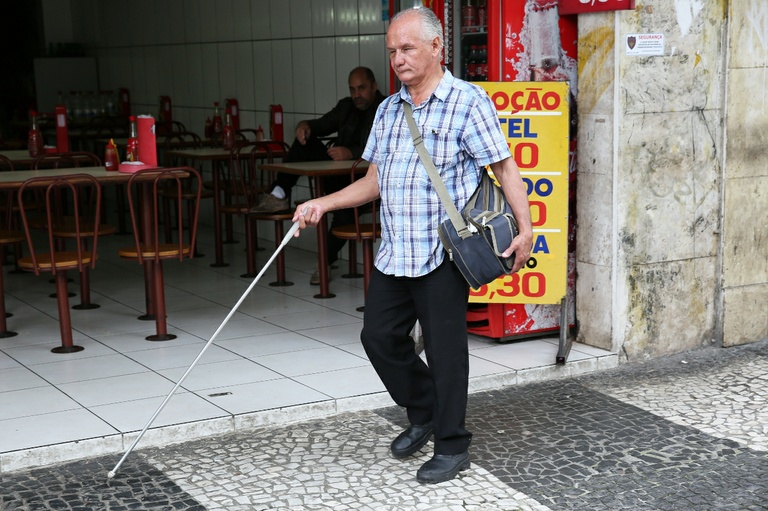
[{"xmin": 403, "ymin": 102, "xmax": 473, "ymax": 238}]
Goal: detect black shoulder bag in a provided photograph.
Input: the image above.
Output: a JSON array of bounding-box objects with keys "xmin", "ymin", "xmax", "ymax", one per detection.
[{"xmin": 403, "ymin": 102, "xmax": 518, "ymax": 289}]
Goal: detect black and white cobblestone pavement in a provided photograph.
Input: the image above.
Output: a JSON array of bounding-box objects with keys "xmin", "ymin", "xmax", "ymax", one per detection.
[{"xmin": 2, "ymin": 339, "xmax": 767, "ymax": 511}]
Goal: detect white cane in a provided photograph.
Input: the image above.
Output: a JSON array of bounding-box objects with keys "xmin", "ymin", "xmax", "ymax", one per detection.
[{"xmin": 108, "ymin": 214, "xmax": 305, "ymax": 479}]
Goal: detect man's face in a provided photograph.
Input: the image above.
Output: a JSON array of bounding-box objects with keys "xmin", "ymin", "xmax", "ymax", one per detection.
[
  {"xmin": 349, "ymin": 72, "xmax": 378, "ymax": 111},
  {"xmin": 386, "ymin": 13, "xmax": 438, "ymax": 86}
]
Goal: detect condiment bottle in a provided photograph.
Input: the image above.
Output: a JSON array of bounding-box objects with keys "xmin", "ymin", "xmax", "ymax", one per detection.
[
  {"xmin": 104, "ymin": 138, "xmax": 119, "ymax": 171},
  {"xmin": 126, "ymin": 115, "xmax": 139, "ymax": 162},
  {"xmin": 255, "ymin": 125, "xmax": 265, "ymax": 141},
  {"xmin": 27, "ymin": 111, "xmax": 45, "ymax": 157}
]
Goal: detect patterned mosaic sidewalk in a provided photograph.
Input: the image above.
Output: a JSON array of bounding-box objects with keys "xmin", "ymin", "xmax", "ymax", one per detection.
[{"xmin": 2, "ymin": 339, "xmax": 767, "ymax": 510}]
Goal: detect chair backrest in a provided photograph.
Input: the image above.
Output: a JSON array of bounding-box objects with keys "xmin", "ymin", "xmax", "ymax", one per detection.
[
  {"xmin": 124, "ymin": 167, "xmax": 202, "ymax": 263},
  {"xmin": 0, "ymin": 154, "xmax": 14, "ymax": 172},
  {"xmin": 161, "ymin": 131, "xmax": 203, "ymax": 166},
  {"xmin": 17, "ymin": 174, "xmax": 102, "ymax": 276},
  {"xmin": 32, "ymin": 151, "xmax": 102, "ymax": 169},
  {"xmin": 349, "ymin": 158, "xmax": 379, "ymax": 243}
]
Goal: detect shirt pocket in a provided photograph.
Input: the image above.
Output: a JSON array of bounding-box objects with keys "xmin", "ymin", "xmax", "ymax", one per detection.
[{"xmin": 421, "ymin": 125, "xmax": 461, "ymax": 170}]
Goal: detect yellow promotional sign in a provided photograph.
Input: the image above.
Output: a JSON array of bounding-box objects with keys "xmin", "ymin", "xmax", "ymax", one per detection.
[{"xmin": 469, "ymin": 82, "xmax": 570, "ymax": 305}]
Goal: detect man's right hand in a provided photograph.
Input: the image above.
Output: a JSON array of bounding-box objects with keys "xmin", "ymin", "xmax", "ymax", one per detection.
[
  {"xmin": 295, "ymin": 121, "xmax": 311, "ymax": 145},
  {"xmin": 292, "ymin": 200, "xmax": 325, "ymax": 235}
]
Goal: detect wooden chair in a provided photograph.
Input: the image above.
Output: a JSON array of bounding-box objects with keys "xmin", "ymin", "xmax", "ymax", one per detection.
[
  {"xmin": 118, "ymin": 167, "xmax": 202, "ymax": 341},
  {"xmin": 330, "ymin": 159, "xmax": 380, "ymax": 311},
  {"xmin": 17, "ymin": 174, "xmax": 103, "ymax": 353}
]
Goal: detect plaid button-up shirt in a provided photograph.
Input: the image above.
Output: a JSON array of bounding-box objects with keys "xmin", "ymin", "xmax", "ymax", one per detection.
[{"xmin": 362, "ymin": 70, "xmax": 511, "ymax": 278}]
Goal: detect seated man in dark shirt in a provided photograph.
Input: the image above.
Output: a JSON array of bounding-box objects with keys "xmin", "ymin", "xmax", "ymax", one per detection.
[{"xmin": 252, "ymin": 66, "xmax": 384, "ymax": 285}]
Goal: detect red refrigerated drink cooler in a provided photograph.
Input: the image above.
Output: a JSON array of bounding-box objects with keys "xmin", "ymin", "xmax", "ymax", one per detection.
[{"xmin": 392, "ymin": 0, "xmax": 578, "ymax": 341}]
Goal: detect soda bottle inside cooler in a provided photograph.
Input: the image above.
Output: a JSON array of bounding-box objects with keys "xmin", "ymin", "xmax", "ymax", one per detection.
[
  {"xmin": 27, "ymin": 111, "xmax": 45, "ymax": 157},
  {"xmin": 126, "ymin": 116, "xmax": 139, "ymax": 162}
]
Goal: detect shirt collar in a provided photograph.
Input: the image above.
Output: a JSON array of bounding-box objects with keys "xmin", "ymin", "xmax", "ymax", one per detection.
[{"xmin": 397, "ymin": 68, "xmax": 454, "ymax": 106}]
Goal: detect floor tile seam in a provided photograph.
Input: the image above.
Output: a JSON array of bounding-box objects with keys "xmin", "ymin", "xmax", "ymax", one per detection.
[{"xmin": 207, "ymin": 340, "xmax": 372, "ymax": 379}]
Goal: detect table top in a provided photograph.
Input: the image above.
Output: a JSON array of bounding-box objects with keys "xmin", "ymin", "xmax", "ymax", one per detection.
[
  {"xmin": 0, "ymin": 150, "xmax": 36, "ymax": 165},
  {"xmin": 0, "ymin": 166, "xmax": 186, "ymax": 189},
  {"xmin": 260, "ymin": 159, "xmax": 369, "ymax": 177}
]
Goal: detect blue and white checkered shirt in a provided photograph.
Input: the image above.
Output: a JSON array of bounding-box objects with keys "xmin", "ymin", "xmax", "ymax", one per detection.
[{"xmin": 362, "ymin": 70, "xmax": 511, "ymax": 278}]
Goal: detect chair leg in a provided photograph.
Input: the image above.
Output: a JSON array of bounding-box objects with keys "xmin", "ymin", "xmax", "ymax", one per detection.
[
  {"xmin": 356, "ymin": 241, "xmax": 374, "ymax": 313},
  {"xmin": 241, "ymin": 216, "xmax": 257, "ymax": 278},
  {"xmin": 138, "ymin": 260, "xmax": 156, "ymax": 320},
  {"xmin": 163, "ymin": 196, "xmax": 173, "ymax": 243},
  {"xmin": 0, "ymin": 266, "xmax": 18, "ymax": 338},
  {"xmin": 269, "ymin": 220, "xmax": 293, "ymax": 287},
  {"xmin": 147, "ymin": 260, "xmax": 176, "ymax": 341},
  {"xmin": 342, "ymin": 240, "xmax": 363, "ymax": 279},
  {"xmin": 73, "ymin": 267, "xmax": 100, "ymax": 310},
  {"xmin": 188, "ymin": 198, "xmax": 204, "ymax": 257},
  {"xmin": 52, "ymin": 270, "xmax": 83, "ymax": 353}
]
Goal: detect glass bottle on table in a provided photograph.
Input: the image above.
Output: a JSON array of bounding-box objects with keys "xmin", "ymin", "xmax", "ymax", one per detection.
[
  {"xmin": 212, "ymin": 101, "xmax": 223, "ymax": 138},
  {"xmin": 27, "ymin": 110, "xmax": 45, "ymax": 157},
  {"xmin": 126, "ymin": 115, "xmax": 139, "ymax": 162},
  {"xmin": 222, "ymin": 108, "xmax": 235, "ymax": 150}
]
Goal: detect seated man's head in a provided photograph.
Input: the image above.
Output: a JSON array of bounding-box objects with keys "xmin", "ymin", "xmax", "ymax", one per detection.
[{"xmin": 349, "ymin": 67, "xmax": 378, "ymax": 111}]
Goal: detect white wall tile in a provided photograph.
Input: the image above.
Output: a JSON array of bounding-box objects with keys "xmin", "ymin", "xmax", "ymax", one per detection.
[
  {"xmin": 183, "ymin": 0, "xmax": 202, "ymax": 43},
  {"xmin": 201, "ymin": 44, "xmax": 222, "ymax": 106},
  {"xmin": 359, "ymin": 34, "xmax": 388, "ymax": 94},
  {"xmin": 250, "ymin": 0, "xmax": 272, "ymax": 39},
  {"xmin": 233, "ymin": 42, "xmax": 256, "ymax": 108},
  {"xmin": 199, "ymin": 0, "xmax": 219, "ymax": 42},
  {"xmin": 292, "ymin": 39, "xmax": 316, "ymax": 115},
  {"xmin": 232, "ymin": 0, "xmax": 253, "ymax": 40},
  {"xmin": 269, "ymin": 0, "xmax": 291, "ymax": 38},
  {"xmin": 216, "ymin": 0, "xmax": 235, "ymax": 42},
  {"xmin": 290, "ymin": 0, "xmax": 313, "ymax": 38},
  {"xmin": 313, "ymin": 38, "xmax": 338, "ymax": 115},
  {"xmin": 358, "ymin": 0, "xmax": 385, "ymax": 34},
  {"xmin": 271, "ymin": 40, "xmax": 294, "ymax": 110},
  {"xmin": 312, "ymin": 0, "xmax": 336, "ymax": 38},
  {"xmin": 218, "ymin": 42, "xmax": 238, "ymax": 100},
  {"xmin": 252, "ymin": 41, "xmax": 275, "ymax": 111},
  {"xmin": 335, "ymin": 36, "xmax": 360, "ymax": 99},
  {"xmin": 183, "ymin": 44, "xmax": 205, "ymax": 107},
  {"xmin": 334, "ymin": 0, "xmax": 359, "ymax": 36},
  {"xmin": 130, "ymin": 48, "xmax": 149, "ymax": 105}
]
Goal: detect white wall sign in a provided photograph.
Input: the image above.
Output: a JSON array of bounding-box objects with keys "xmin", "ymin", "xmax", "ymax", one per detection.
[{"xmin": 625, "ymin": 33, "xmax": 665, "ymax": 56}]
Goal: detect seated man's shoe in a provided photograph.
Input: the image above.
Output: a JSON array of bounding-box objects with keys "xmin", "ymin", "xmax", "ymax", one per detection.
[
  {"xmin": 310, "ymin": 265, "xmax": 331, "ymax": 286},
  {"xmin": 390, "ymin": 423, "xmax": 433, "ymax": 458},
  {"xmin": 416, "ymin": 451, "xmax": 471, "ymax": 484},
  {"xmin": 250, "ymin": 194, "xmax": 289, "ymax": 213}
]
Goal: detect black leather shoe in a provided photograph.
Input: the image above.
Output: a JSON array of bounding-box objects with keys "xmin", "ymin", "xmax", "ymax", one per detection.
[
  {"xmin": 416, "ymin": 451, "xmax": 471, "ymax": 484},
  {"xmin": 390, "ymin": 423, "xmax": 433, "ymax": 458}
]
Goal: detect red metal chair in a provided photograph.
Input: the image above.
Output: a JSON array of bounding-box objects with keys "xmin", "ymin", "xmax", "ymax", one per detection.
[
  {"xmin": 32, "ymin": 151, "xmax": 115, "ymax": 309},
  {"xmin": 17, "ymin": 174, "xmax": 103, "ymax": 353},
  {"xmin": 118, "ymin": 167, "xmax": 202, "ymax": 341},
  {"xmin": 331, "ymin": 159, "xmax": 380, "ymax": 311},
  {"xmin": 31, "ymin": 151, "xmax": 102, "ymax": 169},
  {"xmin": 160, "ymin": 131, "xmax": 213, "ymax": 256}
]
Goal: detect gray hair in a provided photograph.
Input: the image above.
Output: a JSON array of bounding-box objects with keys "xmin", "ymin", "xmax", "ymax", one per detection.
[{"xmin": 392, "ymin": 7, "xmax": 444, "ymax": 50}]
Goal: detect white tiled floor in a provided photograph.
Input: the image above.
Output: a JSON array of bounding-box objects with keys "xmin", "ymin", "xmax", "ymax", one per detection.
[{"xmin": 0, "ymin": 221, "xmax": 617, "ymax": 472}]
